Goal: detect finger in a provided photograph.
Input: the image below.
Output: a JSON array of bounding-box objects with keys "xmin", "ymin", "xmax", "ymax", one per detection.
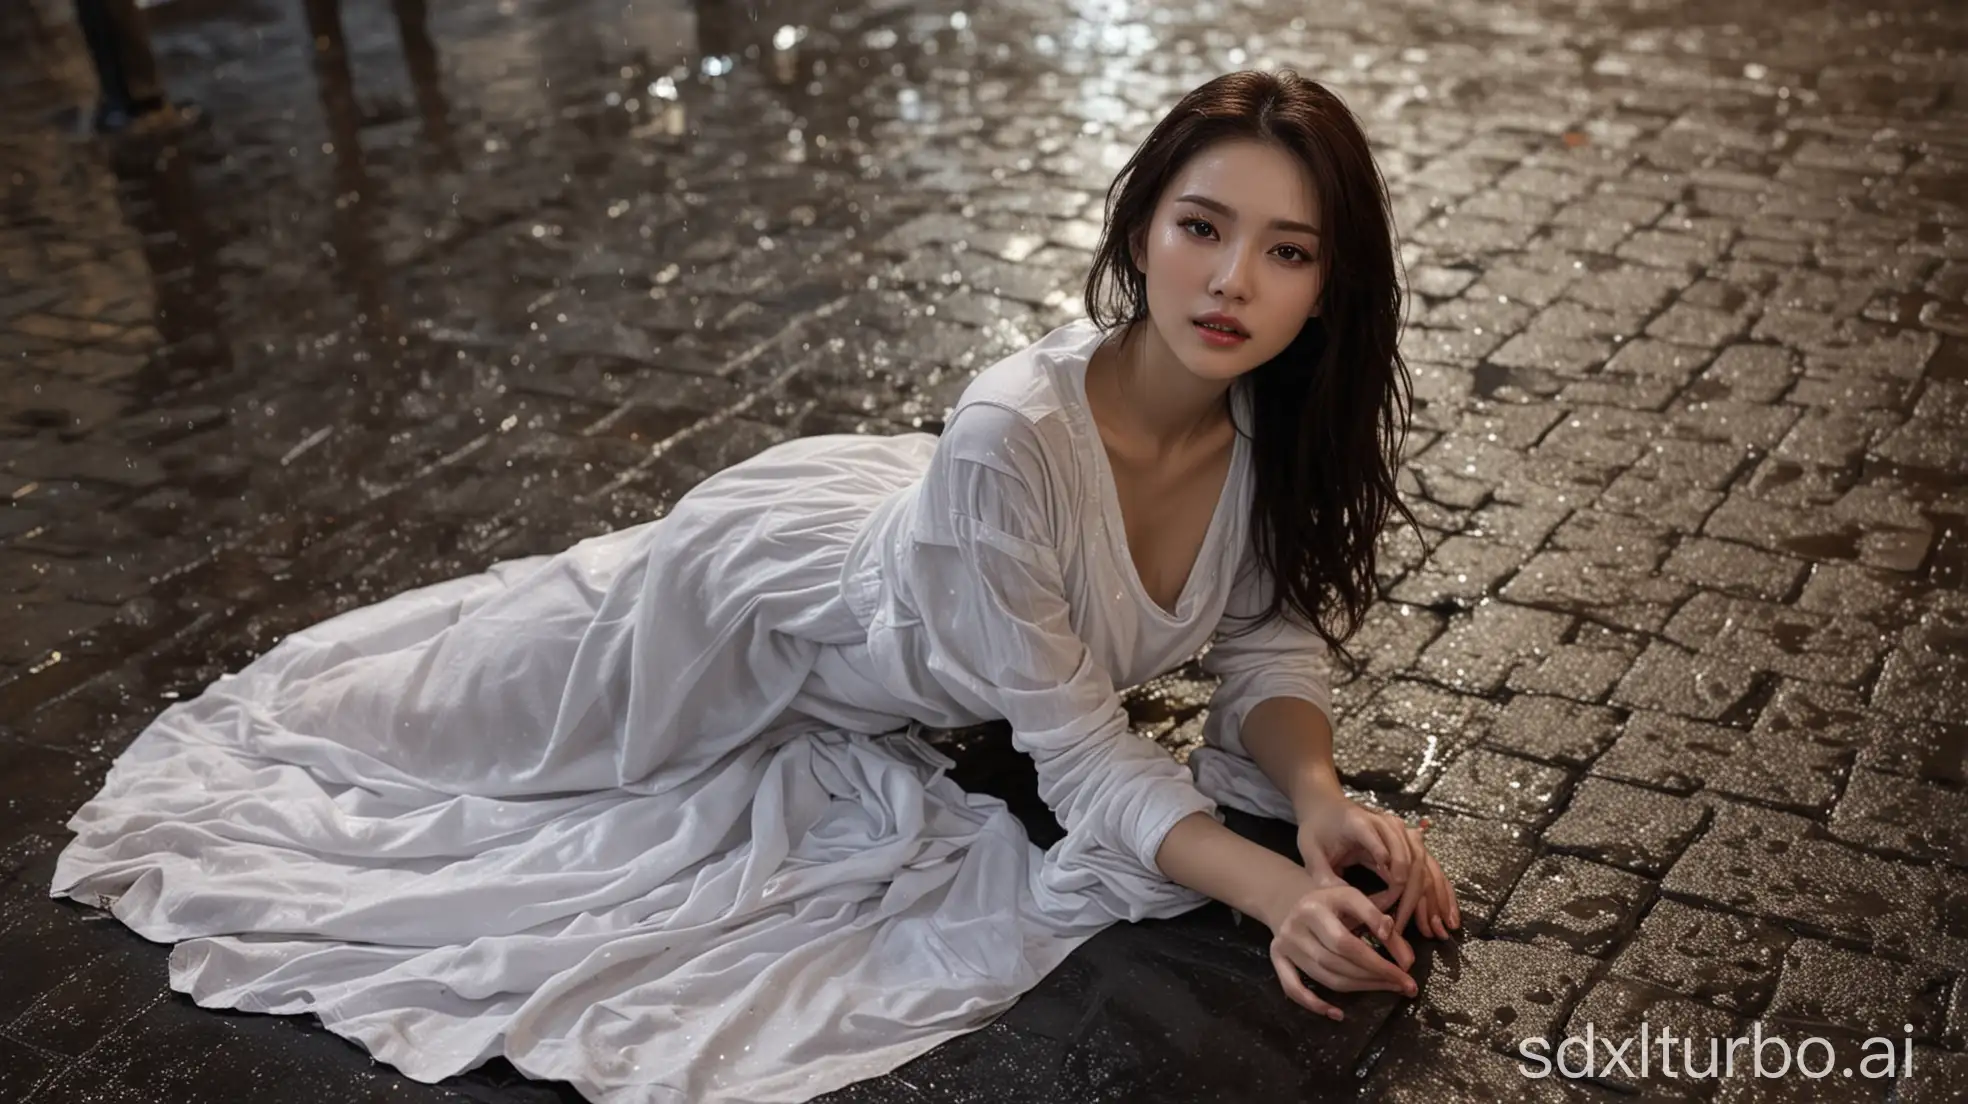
[
  {"xmin": 1370, "ymin": 812, "xmax": 1414, "ymax": 893},
  {"xmin": 1347, "ymin": 811, "xmax": 1394, "ymax": 878},
  {"xmin": 1381, "ymin": 920, "xmax": 1416, "ymax": 972},
  {"xmin": 1418, "ymin": 890, "xmax": 1444, "ymax": 942},
  {"xmin": 1314, "ymin": 899, "xmax": 1416, "ymax": 994},
  {"xmin": 1292, "ymin": 939, "xmax": 1391, "ymax": 992},
  {"xmin": 1376, "ymin": 875, "xmax": 1420, "ymax": 967},
  {"xmin": 1428, "ymin": 848, "xmax": 1462, "ymax": 930},
  {"xmin": 1298, "ymin": 932, "xmax": 1409, "ymax": 995},
  {"xmin": 1324, "ymin": 883, "xmax": 1396, "ymax": 938},
  {"xmin": 1363, "ymin": 874, "xmax": 1416, "ymax": 966},
  {"xmin": 1427, "ymin": 849, "xmax": 1458, "ymax": 934},
  {"xmin": 1301, "ymin": 845, "xmax": 1343, "ymax": 887},
  {"xmin": 1422, "ymin": 837, "xmax": 1452, "ymax": 940},
  {"xmin": 1270, "ymin": 943, "xmax": 1344, "ymax": 1020},
  {"xmin": 1413, "ymin": 864, "xmax": 1441, "ymax": 940},
  {"xmin": 1404, "ymin": 842, "xmax": 1447, "ymax": 940},
  {"xmin": 1391, "ymin": 826, "xmax": 1429, "ymax": 938}
]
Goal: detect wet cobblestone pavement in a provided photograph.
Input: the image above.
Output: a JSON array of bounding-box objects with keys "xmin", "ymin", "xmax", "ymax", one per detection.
[{"xmin": 3, "ymin": 0, "xmax": 1967, "ymax": 1099}]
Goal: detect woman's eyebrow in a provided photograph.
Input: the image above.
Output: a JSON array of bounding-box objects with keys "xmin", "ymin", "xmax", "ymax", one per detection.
[{"xmin": 1175, "ymin": 194, "xmax": 1322, "ymax": 237}]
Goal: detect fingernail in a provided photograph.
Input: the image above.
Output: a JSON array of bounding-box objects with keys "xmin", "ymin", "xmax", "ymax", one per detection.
[{"xmin": 1329, "ymin": 1010, "xmax": 1344, "ymax": 1022}]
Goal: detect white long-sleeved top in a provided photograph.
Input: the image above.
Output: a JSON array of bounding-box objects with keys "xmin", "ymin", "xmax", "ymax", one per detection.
[
  {"xmin": 805, "ymin": 317, "xmax": 1335, "ymax": 918},
  {"xmin": 51, "ymin": 317, "xmax": 1334, "ymax": 1104}
]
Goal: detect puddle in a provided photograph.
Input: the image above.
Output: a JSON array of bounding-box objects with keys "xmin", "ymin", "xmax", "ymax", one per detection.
[{"xmin": 1471, "ymin": 361, "xmax": 1565, "ymax": 402}]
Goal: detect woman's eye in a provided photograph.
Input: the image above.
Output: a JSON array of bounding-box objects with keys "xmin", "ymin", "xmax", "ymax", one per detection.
[{"xmin": 1181, "ymin": 219, "xmax": 1311, "ymax": 264}]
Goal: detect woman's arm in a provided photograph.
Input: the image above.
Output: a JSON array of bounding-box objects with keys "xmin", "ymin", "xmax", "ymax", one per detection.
[
  {"xmin": 1235, "ymin": 693, "xmax": 1463, "ymax": 947},
  {"xmin": 1155, "ymin": 810, "xmax": 1418, "ymax": 1015},
  {"xmin": 1193, "ymin": 562, "xmax": 1455, "ymax": 939},
  {"xmin": 1153, "ymin": 808, "xmax": 1314, "ymax": 927},
  {"xmin": 903, "ymin": 405, "xmax": 1222, "ymax": 920},
  {"xmin": 1237, "ymin": 696, "xmax": 1345, "ymax": 815}
]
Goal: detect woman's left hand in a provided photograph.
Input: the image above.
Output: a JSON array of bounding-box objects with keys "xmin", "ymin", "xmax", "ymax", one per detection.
[{"xmin": 1295, "ymin": 797, "xmax": 1460, "ymax": 968}]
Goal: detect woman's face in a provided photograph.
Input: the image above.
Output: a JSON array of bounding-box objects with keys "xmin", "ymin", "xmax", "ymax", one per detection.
[{"xmin": 1133, "ymin": 138, "xmax": 1326, "ymax": 381}]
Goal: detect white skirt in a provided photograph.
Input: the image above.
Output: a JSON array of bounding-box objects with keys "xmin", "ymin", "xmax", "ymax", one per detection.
[{"xmin": 49, "ymin": 433, "xmax": 1289, "ymax": 1103}]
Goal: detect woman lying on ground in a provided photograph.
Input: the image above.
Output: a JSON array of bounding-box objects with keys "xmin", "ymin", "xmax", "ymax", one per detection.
[{"xmin": 55, "ymin": 68, "xmax": 1457, "ymax": 1103}]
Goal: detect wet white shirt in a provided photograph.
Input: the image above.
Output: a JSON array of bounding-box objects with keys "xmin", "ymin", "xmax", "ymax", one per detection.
[{"xmin": 804, "ymin": 316, "xmax": 1335, "ymax": 921}]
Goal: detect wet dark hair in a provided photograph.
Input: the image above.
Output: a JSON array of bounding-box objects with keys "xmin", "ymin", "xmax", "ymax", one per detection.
[{"xmin": 1083, "ymin": 69, "xmax": 1418, "ymax": 665}]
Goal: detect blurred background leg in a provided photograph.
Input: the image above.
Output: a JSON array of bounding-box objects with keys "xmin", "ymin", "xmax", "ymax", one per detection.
[{"xmin": 72, "ymin": 0, "xmax": 167, "ymax": 131}]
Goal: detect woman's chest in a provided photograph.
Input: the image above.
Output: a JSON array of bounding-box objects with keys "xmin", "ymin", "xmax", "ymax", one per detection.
[
  {"xmin": 1103, "ymin": 438, "xmax": 1235, "ymax": 615},
  {"xmin": 1055, "ymin": 465, "xmax": 1235, "ymax": 689}
]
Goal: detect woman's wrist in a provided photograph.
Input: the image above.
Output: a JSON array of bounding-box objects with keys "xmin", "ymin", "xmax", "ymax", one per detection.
[
  {"xmin": 1156, "ymin": 811, "xmax": 1322, "ymax": 931},
  {"xmin": 1285, "ymin": 762, "xmax": 1346, "ymax": 817},
  {"xmin": 1254, "ymin": 861, "xmax": 1322, "ymax": 932}
]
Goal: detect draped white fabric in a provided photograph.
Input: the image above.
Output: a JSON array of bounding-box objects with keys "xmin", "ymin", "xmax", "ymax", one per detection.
[{"xmin": 51, "ymin": 320, "xmax": 1324, "ymax": 1103}]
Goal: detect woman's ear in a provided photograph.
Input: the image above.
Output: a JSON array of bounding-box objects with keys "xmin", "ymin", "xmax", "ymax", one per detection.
[{"xmin": 1129, "ymin": 228, "xmax": 1147, "ymax": 275}]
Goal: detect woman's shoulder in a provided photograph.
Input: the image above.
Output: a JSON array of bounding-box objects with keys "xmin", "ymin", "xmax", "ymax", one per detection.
[
  {"xmin": 937, "ymin": 318, "xmax": 1103, "ymax": 476},
  {"xmin": 947, "ymin": 318, "xmax": 1101, "ymax": 428}
]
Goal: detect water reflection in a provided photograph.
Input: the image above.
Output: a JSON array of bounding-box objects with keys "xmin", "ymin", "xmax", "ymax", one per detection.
[
  {"xmin": 109, "ymin": 133, "xmax": 228, "ymax": 395},
  {"xmin": 2, "ymin": 1, "xmax": 1965, "ymax": 1101},
  {"xmin": 392, "ymin": 0, "xmax": 455, "ymax": 158},
  {"xmin": 301, "ymin": 0, "xmax": 391, "ymax": 347}
]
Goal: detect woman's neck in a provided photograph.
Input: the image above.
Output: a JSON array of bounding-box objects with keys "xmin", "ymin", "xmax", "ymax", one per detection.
[{"xmin": 1091, "ymin": 319, "xmax": 1235, "ymax": 458}]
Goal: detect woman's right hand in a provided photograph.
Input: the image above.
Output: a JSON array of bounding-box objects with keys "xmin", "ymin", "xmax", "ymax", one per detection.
[{"xmin": 1263, "ymin": 874, "xmax": 1418, "ymax": 1020}]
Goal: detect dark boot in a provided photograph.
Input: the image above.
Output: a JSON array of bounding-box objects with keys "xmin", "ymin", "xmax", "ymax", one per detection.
[{"xmin": 74, "ymin": 0, "xmax": 184, "ymax": 133}]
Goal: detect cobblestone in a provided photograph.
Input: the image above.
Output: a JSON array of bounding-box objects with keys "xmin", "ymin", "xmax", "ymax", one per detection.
[
  {"xmin": 1659, "ymin": 535, "xmax": 1808, "ymax": 604},
  {"xmin": 1486, "ymin": 693, "xmax": 1620, "ymax": 767},
  {"xmin": 1401, "ymin": 810, "xmax": 1534, "ymax": 935},
  {"xmin": 1663, "ymin": 592, "xmax": 1887, "ymax": 688},
  {"xmin": 1580, "ymin": 713, "xmax": 1728, "ymax": 798},
  {"xmin": 1708, "ymin": 1020, "xmax": 1894, "ymax": 1104},
  {"xmin": 1361, "ymin": 1018, "xmax": 1603, "ymax": 1103},
  {"xmin": 1828, "ymin": 767, "xmax": 1968, "ymax": 869},
  {"xmin": 1765, "ymin": 940, "xmax": 1952, "ymax": 1044},
  {"xmin": 1543, "ymin": 777, "xmax": 1708, "ymax": 876},
  {"xmin": 1663, "ymin": 802, "xmax": 1968, "ymax": 971},
  {"xmin": 1609, "ymin": 640, "xmax": 1764, "ymax": 723},
  {"xmin": 1490, "ymin": 854, "xmax": 1653, "ymax": 957},
  {"xmin": 1873, "ymin": 605, "xmax": 1968, "ymax": 725},
  {"xmin": 1505, "ymin": 621, "xmax": 1647, "ymax": 704},
  {"xmin": 1902, "ymin": 1048, "xmax": 1968, "ymax": 1104},
  {"xmin": 1334, "ymin": 680, "xmax": 1497, "ymax": 796},
  {"xmin": 1408, "ymin": 938, "xmax": 1595, "ymax": 1056},
  {"xmin": 1562, "ymin": 978, "xmax": 1741, "ymax": 1096},
  {"xmin": 1500, "ymin": 550, "xmax": 1693, "ymax": 636},
  {"xmin": 1384, "ymin": 534, "xmax": 1523, "ymax": 610},
  {"xmin": 1611, "ymin": 898, "xmax": 1794, "ymax": 1015},
  {"xmin": 1424, "ymin": 748, "xmax": 1575, "ymax": 826},
  {"xmin": 2, "ymin": 0, "xmax": 1964, "ymax": 1098},
  {"xmin": 1414, "ymin": 599, "xmax": 1570, "ymax": 694}
]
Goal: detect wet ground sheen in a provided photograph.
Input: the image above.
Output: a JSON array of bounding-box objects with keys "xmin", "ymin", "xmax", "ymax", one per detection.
[{"xmin": 2, "ymin": 0, "xmax": 1965, "ymax": 1100}]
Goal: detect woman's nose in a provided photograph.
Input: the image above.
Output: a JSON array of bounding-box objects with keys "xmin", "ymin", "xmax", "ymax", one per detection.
[{"xmin": 1210, "ymin": 246, "xmax": 1253, "ymax": 300}]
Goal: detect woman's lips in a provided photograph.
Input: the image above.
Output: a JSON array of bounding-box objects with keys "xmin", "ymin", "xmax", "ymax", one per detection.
[{"xmin": 1193, "ymin": 321, "xmax": 1249, "ymax": 347}]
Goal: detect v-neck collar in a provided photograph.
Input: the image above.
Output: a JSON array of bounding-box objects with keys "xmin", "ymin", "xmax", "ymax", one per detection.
[{"xmin": 1050, "ymin": 319, "xmax": 1248, "ymax": 622}]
